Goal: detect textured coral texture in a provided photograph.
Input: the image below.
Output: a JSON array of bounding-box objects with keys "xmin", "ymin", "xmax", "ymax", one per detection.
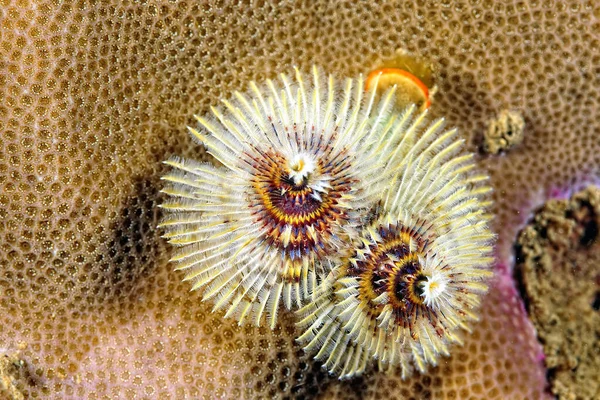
[
  {"xmin": 482, "ymin": 109, "xmax": 525, "ymax": 155},
  {"xmin": 516, "ymin": 187, "xmax": 600, "ymax": 400},
  {"xmin": 1, "ymin": 0, "xmax": 599, "ymax": 399}
]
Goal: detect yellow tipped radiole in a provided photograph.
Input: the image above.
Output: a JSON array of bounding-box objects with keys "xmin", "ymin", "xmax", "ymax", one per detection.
[{"xmin": 160, "ymin": 65, "xmax": 495, "ymax": 379}]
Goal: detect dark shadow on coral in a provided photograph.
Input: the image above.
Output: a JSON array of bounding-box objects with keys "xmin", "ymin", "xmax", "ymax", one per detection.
[
  {"xmin": 567, "ymin": 205, "xmax": 598, "ymax": 247},
  {"xmin": 592, "ymin": 292, "xmax": 600, "ymax": 311},
  {"xmin": 96, "ymin": 175, "xmax": 165, "ymax": 305},
  {"xmin": 513, "ymin": 246, "xmax": 533, "ymax": 316}
]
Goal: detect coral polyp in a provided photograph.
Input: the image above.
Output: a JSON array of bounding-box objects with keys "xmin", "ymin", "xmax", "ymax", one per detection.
[
  {"xmin": 296, "ymin": 115, "xmax": 495, "ymax": 379},
  {"xmin": 159, "ymin": 66, "xmax": 413, "ymax": 328}
]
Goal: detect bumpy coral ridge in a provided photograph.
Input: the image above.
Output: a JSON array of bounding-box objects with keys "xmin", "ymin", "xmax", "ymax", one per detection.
[
  {"xmin": 1, "ymin": 0, "xmax": 598, "ymax": 398},
  {"xmin": 516, "ymin": 186, "xmax": 600, "ymax": 400}
]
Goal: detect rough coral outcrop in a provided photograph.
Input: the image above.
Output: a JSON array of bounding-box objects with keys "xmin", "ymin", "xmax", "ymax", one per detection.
[
  {"xmin": 482, "ymin": 110, "xmax": 525, "ymax": 155},
  {"xmin": 2, "ymin": 0, "xmax": 599, "ymax": 398},
  {"xmin": 516, "ymin": 186, "xmax": 600, "ymax": 400}
]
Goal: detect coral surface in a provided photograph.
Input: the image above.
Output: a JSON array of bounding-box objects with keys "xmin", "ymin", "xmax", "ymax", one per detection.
[
  {"xmin": 516, "ymin": 186, "xmax": 600, "ymax": 400},
  {"xmin": 1, "ymin": 0, "xmax": 599, "ymax": 399},
  {"xmin": 482, "ymin": 109, "xmax": 525, "ymax": 155}
]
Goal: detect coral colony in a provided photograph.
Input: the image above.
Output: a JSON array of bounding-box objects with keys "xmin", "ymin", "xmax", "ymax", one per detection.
[{"xmin": 160, "ymin": 66, "xmax": 495, "ymax": 378}]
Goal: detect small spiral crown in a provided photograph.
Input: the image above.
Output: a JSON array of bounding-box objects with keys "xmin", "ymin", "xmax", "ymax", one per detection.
[
  {"xmin": 159, "ymin": 66, "xmax": 418, "ymax": 328},
  {"xmin": 296, "ymin": 113, "xmax": 495, "ymax": 379}
]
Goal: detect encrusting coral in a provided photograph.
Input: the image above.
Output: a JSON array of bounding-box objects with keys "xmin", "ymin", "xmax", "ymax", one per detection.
[
  {"xmin": 516, "ymin": 186, "xmax": 600, "ymax": 400},
  {"xmin": 1, "ymin": 0, "xmax": 599, "ymax": 398},
  {"xmin": 482, "ymin": 109, "xmax": 525, "ymax": 155}
]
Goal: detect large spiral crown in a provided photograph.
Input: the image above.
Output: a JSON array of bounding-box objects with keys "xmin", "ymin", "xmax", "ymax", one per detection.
[{"xmin": 159, "ymin": 66, "xmax": 425, "ymax": 329}]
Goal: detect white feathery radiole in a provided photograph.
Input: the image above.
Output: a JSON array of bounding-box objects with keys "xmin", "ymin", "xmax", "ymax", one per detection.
[{"xmin": 159, "ymin": 66, "xmax": 417, "ymax": 329}]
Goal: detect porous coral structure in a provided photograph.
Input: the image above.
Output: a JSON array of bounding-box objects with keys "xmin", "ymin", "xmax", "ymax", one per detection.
[
  {"xmin": 1, "ymin": 0, "xmax": 599, "ymax": 399},
  {"xmin": 482, "ymin": 109, "xmax": 525, "ymax": 155}
]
